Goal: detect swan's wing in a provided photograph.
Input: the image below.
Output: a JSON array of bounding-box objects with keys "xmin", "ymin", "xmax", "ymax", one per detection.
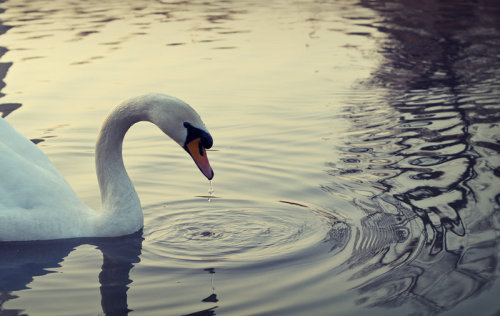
[
  {"xmin": 0, "ymin": 118, "xmax": 96, "ymax": 240},
  {"xmin": 0, "ymin": 117, "xmax": 83, "ymax": 211}
]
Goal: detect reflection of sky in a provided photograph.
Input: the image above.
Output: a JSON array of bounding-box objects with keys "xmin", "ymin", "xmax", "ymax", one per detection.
[
  {"xmin": 0, "ymin": 0, "xmax": 377, "ymax": 211},
  {"xmin": 0, "ymin": 0, "xmax": 373, "ymax": 121}
]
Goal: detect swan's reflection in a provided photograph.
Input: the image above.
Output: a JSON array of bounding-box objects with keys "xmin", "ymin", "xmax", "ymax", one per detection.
[
  {"xmin": 0, "ymin": 232, "xmax": 221, "ymax": 316},
  {"xmin": 96, "ymin": 232, "xmax": 143, "ymax": 315},
  {"xmin": 0, "ymin": 231, "xmax": 143, "ymax": 315}
]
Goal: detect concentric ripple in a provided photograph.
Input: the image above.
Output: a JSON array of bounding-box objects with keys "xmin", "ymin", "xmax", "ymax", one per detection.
[{"xmin": 142, "ymin": 198, "xmax": 340, "ymax": 268}]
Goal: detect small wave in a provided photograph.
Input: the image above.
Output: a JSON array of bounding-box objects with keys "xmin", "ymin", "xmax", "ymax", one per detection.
[{"xmin": 142, "ymin": 198, "xmax": 345, "ymax": 268}]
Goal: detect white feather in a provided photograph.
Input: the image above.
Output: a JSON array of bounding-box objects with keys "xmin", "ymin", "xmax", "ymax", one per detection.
[{"xmin": 0, "ymin": 93, "xmax": 212, "ymax": 241}]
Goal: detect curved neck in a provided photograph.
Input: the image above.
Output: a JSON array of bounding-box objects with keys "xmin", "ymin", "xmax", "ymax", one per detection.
[
  {"xmin": 95, "ymin": 103, "xmax": 146, "ymax": 229},
  {"xmin": 92, "ymin": 94, "xmax": 202, "ymax": 236}
]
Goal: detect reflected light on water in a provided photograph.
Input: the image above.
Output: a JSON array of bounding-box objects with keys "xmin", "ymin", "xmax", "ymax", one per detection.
[{"xmin": 1, "ymin": 0, "xmax": 500, "ymax": 315}]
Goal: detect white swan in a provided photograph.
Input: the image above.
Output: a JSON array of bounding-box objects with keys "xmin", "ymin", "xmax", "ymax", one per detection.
[{"xmin": 0, "ymin": 93, "xmax": 214, "ymax": 241}]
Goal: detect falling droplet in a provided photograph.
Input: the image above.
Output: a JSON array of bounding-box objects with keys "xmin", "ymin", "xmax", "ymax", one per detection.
[{"xmin": 208, "ymin": 180, "xmax": 214, "ymax": 202}]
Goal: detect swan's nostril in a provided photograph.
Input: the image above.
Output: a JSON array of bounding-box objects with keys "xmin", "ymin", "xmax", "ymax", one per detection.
[{"xmin": 198, "ymin": 140, "xmax": 204, "ymax": 156}]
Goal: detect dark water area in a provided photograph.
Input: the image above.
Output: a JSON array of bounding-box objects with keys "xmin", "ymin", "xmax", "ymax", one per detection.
[
  {"xmin": 329, "ymin": 0, "xmax": 500, "ymax": 314},
  {"xmin": 0, "ymin": 0, "xmax": 500, "ymax": 315},
  {"xmin": 0, "ymin": 233, "xmax": 143, "ymax": 315}
]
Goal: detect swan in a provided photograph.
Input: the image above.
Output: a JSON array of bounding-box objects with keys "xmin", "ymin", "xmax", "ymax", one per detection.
[{"xmin": 0, "ymin": 93, "xmax": 214, "ymax": 242}]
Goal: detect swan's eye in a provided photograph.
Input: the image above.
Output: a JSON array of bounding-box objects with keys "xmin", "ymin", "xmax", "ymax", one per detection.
[{"xmin": 183, "ymin": 122, "xmax": 213, "ymax": 149}]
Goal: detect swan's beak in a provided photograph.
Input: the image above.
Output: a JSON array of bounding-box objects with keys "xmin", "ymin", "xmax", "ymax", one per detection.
[{"xmin": 186, "ymin": 138, "xmax": 214, "ymax": 180}]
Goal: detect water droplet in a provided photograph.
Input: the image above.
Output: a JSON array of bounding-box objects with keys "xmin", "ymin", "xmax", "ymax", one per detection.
[{"xmin": 208, "ymin": 180, "xmax": 214, "ymax": 202}]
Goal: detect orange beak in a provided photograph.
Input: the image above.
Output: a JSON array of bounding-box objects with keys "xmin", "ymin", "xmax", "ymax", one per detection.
[{"xmin": 186, "ymin": 137, "xmax": 214, "ymax": 180}]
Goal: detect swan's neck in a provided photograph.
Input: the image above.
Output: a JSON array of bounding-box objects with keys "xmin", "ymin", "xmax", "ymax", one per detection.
[{"xmin": 95, "ymin": 104, "xmax": 146, "ymax": 233}]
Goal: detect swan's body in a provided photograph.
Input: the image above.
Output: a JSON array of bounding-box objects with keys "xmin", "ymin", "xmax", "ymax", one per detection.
[{"xmin": 0, "ymin": 93, "xmax": 214, "ymax": 241}]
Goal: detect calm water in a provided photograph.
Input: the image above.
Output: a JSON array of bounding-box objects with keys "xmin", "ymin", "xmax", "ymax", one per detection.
[{"xmin": 1, "ymin": 0, "xmax": 500, "ymax": 315}]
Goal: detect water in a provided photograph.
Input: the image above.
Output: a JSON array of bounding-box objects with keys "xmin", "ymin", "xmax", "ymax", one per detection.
[{"xmin": 1, "ymin": 0, "xmax": 499, "ymax": 315}]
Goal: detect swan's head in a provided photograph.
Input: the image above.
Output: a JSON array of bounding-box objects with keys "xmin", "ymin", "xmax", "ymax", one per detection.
[{"xmin": 145, "ymin": 94, "xmax": 214, "ymax": 180}]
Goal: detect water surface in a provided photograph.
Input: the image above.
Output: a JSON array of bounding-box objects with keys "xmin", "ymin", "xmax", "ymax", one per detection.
[{"xmin": 1, "ymin": 0, "xmax": 499, "ymax": 315}]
